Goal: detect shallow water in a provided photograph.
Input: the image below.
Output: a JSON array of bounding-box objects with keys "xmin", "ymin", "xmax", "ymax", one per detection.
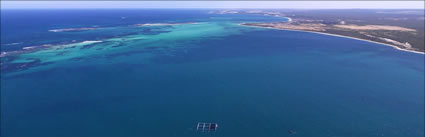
[{"xmin": 1, "ymin": 9, "xmax": 424, "ymax": 137}]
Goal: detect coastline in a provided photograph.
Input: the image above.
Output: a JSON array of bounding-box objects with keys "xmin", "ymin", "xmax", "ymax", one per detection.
[{"xmin": 240, "ymin": 23, "xmax": 425, "ymax": 55}]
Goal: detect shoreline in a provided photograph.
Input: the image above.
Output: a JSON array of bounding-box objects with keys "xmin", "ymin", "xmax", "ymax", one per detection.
[{"xmin": 240, "ymin": 23, "xmax": 424, "ymax": 55}]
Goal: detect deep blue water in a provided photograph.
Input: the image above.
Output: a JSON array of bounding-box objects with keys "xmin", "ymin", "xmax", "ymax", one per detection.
[{"xmin": 1, "ymin": 9, "xmax": 424, "ymax": 137}]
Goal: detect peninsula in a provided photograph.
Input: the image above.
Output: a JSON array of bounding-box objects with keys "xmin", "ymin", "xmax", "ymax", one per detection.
[{"xmin": 214, "ymin": 9, "xmax": 425, "ymax": 53}]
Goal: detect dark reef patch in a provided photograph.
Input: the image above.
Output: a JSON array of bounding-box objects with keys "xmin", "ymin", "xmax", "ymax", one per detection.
[
  {"xmin": 144, "ymin": 46, "xmax": 162, "ymax": 50},
  {"xmin": 1, "ymin": 59, "xmax": 53, "ymax": 73},
  {"xmin": 139, "ymin": 29, "xmax": 171, "ymax": 35},
  {"xmin": 111, "ymin": 43, "xmax": 125, "ymax": 48},
  {"xmin": 55, "ymin": 51, "xmax": 69, "ymax": 56},
  {"xmin": 104, "ymin": 50, "xmax": 150, "ymax": 59},
  {"xmin": 80, "ymin": 42, "xmax": 103, "ymax": 49}
]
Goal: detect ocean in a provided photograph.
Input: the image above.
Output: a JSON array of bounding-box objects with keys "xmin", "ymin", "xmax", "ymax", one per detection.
[{"xmin": 1, "ymin": 9, "xmax": 424, "ymax": 137}]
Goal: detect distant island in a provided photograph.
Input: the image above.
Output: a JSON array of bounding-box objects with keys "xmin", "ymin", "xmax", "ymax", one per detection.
[{"xmin": 211, "ymin": 9, "xmax": 425, "ymax": 53}]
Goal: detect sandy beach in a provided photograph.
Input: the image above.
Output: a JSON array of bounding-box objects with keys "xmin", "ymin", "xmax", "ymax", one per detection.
[{"xmin": 240, "ymin": 23, "xmax": 424, "ymax": 54}]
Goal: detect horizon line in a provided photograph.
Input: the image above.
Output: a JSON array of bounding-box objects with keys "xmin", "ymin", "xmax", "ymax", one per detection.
[
  {"xmin": 2, "ymin": 8, "xmax": 425, "ymax": 9},
  {"xmin": 2, "ymin": 1, "xmax": 424, "ymax": 9}
]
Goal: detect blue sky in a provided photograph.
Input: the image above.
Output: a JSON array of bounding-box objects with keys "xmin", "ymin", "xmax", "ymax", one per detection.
[{"xmin": 1, "ymin": 1, "xmax": 424, "ymax": 9}]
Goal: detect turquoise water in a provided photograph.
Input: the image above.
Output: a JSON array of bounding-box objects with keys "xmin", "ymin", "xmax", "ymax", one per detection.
[{"xmin": 1, "ymin": 10, "xmax": 424, "ymax": 137}]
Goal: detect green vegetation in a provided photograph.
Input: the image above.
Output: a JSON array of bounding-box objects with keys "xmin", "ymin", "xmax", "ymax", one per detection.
[{"xmin": 281, "ymin": 9, "xmax": 424, "ymax": 52}]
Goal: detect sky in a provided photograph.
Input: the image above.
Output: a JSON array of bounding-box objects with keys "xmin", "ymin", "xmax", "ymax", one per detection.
[{"xmin": 1, "ymin": 1, "xmax": 424, "ymax": 9}]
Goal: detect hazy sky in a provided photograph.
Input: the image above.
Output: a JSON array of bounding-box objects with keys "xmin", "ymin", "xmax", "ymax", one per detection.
[{"xmin": 2, "ymin": 1, "xmax": 424, "ymax": 9}]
